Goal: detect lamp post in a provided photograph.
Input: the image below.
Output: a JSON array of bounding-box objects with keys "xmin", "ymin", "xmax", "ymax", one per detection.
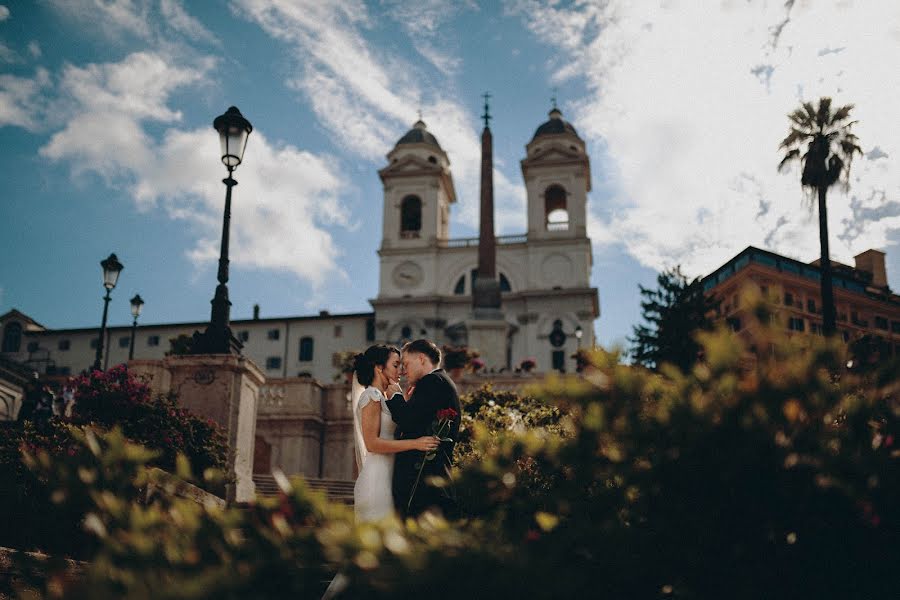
[
  {"xmin": 128, "ymin": 294, "xmax": 144, "ymax": 360},
  {"xmin": 192, "ymin": 106, "xmax": 252, "ymax": 355},
  {"xmin": 575, "ymin": 325, "xmax": 583, "ymax": 349},
  {"xmin": 92, "ymin": 253, "xmax": 124, "ymax": 371}
]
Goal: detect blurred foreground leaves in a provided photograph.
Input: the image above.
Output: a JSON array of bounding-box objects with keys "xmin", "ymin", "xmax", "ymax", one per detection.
[{"xmin": 15, "ymin": 305, "xmax": 900, "ymax": 598}]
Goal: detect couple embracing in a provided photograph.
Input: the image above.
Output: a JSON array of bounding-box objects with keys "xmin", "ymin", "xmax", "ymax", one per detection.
[{"xmin": 350, "ymin": 339, "xmax": 462, "ymax": 521}]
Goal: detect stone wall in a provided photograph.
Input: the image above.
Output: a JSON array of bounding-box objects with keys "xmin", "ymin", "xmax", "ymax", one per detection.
[
  {"xmin": 130, "ymin": 357, "xmax": 546, "ymax": 488},
  {"xmin": 254, "ymin": 379, "xmax": 355, "ymax": 480}
]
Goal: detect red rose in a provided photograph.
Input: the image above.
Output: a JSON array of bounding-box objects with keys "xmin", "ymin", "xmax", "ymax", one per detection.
[{"xmin": 436, "ymin": 408, "xmax": 458, "ymax": 422}]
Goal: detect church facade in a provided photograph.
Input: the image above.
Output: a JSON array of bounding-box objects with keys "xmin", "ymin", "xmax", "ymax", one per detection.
[
  {"xmin": 373, "ymin": 107, "xmax": 599, "ymax": 371},
  {"xmin": 1, "ymin": 108, "xmax": 600, "ymax": 387}
]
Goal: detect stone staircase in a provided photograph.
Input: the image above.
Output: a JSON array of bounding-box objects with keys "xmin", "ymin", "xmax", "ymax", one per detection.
[{"xmin": 252, "ymin": 474, "xmax": 354, "ymax": 504}]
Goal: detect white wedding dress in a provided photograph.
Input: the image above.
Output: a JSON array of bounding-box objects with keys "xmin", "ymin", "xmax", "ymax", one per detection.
[
  {"xmin": 352, "ymin": 385, "xmax": 396, "ymax": 522},
  {"xmin": 322, "ymin": 384, "xmax": 397, "ymax": 599}
]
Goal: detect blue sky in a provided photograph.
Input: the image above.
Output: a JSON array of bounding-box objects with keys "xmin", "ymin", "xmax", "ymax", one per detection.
[{"xmin": 1, "ymin": 1, "xmax": 898, "ymax": 350}]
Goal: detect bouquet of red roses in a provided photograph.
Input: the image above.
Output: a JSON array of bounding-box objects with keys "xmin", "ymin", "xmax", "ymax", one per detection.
[{"xmin": 408, "ymin": 407, "xmax": 458, "ymax": 511}]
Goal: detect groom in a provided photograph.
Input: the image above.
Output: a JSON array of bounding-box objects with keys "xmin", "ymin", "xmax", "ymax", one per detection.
[{"xmin": 386, "ymin": 339, "xmax": 461, "ymax": 518}]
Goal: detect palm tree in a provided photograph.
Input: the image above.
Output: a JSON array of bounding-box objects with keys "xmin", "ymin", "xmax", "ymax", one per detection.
[{"xmin": 778, "ymin": 97, "xmax": 862, "ymax": 337}]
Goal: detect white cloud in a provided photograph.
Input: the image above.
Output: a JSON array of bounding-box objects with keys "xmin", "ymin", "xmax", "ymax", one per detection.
[
  {"xmin": 0, "ymin": 42, "xmax": 18, "ymax": 63},
  {"xmin": 47, "ymin": 0, "xmax": 217, "ymax": 47},
  {"xmin": 0, "ymin": 6, "xmax": 9, "ymax": 22},
  {"xmin": 27, "ymin": 41, "xmax": 41, "ymax": 59},
  {"xmin": 48, "ymin": 0, "xmax": 152, "ymax": 40},
  {"xmin": 233, "ymin": 0, "xmax": 524, "ymax": 234},
  {"xmin": 0, "ymin": 68, "xmax": 50, "ymax": 130},
  {"xmin": 411, "ymin": 41, "xmax": 462, "ymax": 77},
  {"xmin": 510, "ymin": 1, "xmax": 900, "ymax": 276},
  {"xmin": 160, "ymin": 0, "xmax": 219, "ymax": 45},
  {"xmin": 381, "ymin": 0, "xmax": 476, "ymax": 75},
  {"xmin": 35, "ymin": 51, "xmax": 352, "ymax": 287}
]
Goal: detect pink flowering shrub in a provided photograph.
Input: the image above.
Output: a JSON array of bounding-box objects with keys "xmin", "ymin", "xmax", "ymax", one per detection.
[
  {"xmin": 0, "ymin": 365, "xmax": 227, "ymax": 556},
  {"xmin": 67, "ymin": 365, "xmax": 227, "ymax": 478}
]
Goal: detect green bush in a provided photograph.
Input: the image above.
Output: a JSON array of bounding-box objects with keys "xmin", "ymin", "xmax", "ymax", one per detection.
[
  {"xmin": 0, "ymin": 365, "xmax": 227, "ymax": 557},
  {"xmin": 16, "ymin": 309, "xmax": 900, "ymax": 598}
]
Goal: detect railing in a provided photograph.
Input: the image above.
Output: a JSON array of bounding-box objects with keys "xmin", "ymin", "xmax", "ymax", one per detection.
[
  {"xmin": 443, "ymin": 234, "xmax": 528, "ymax": 248},
  {"xmin": 546, "ymin": 221, "xmax": 570, "ymax": 232}
]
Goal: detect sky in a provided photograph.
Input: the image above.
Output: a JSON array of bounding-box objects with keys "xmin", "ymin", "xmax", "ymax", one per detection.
[{"xmin": 1, "ymin": 0, "xmax": 898, "ymax": 350}]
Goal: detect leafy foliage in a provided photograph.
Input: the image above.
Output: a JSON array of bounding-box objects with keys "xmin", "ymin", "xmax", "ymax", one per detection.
[
  {"xmin": 778, "ymin": 96, "xmax": 863, "ymax": 337},
  {"xmin": 441, "ymin": 345, "xmax": 478, "ymax": 371},
  {"xmin": 67, "ymin": 365, "xmax": 228, "ymax": 480},
  {"xmin": 630, "ymin": 266, "xmax": 719, "ymax": 372},
  {"xmin": 0, "ymin": 366, "xmax": 227, "ymax": 556},
  {"xmin": 167, "ymin": 334, "xmax": 194, "ymax": 356},
  {"xmin": 332, "ymin": 350, "xmax": 360, "ymax": 381},
  {"xmin": 778, "ymin": 97, "xmax": 862, "ymax": 193},
  {"xmin": 17, "ymin": 309, "xmax": 900, "ymax": 598}
]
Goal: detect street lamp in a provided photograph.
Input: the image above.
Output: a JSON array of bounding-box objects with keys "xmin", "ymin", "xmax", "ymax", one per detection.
[
  {"xmin": 92, "ymin": 253, "xmax": 124, "ymax": 371},
  {"xmin": 192, "ymin": 106, "xmax": 253, "ymax": 354},
  {"xmin": 575, "ymin": 325, "xmax": 583, "ymax": 349},
  {"xmin": 128, "ymin": 294, "xmax": 144, "ymax": 360}
]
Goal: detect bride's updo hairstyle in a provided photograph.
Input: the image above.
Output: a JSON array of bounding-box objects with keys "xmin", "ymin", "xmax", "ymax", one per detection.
[{"xmin": 353, "ymin": 344, "xmax": 400, "ymax": 387}]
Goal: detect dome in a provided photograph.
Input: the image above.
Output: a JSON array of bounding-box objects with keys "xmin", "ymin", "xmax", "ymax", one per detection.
[
  {"xmin": 532, "ymin": 108, "xmax": 579, "ymax": 140},
  {"xmin": 396, "ymin": 119, "xmax": 442, "ymax": 149}
]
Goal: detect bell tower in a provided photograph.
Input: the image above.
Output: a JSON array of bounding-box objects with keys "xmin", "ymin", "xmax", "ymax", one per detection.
[
  {"xmin": 521, "ymin": 106, "xmax": 591, "ymax": 241},
  {"xmin": 378, "ymin": 120, "xmax": 456, "ymax": 250}
]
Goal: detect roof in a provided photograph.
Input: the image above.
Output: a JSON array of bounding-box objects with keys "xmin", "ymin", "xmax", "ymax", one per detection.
[
  {"xmin": 19, "ymin": 311, "xmax": 375, "ymax": 337},
  {"xmin": 702, "ymin": 246, "xmax": 899, "ymax": 306},
  {"xmin": 0, "ymin": 309, "xmax": 46, "ymax": 330},
  {"xmin": 532, "ymin": 108, "xmax": 579, "ymax": 140},
  {"xmin": 396, "ymin": 120, "xmax": 442, "ymax": 149}
]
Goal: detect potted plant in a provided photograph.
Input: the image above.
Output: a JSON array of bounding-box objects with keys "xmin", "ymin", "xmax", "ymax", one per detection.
[
  {"xmin": 518, "ymin": 357, "xmax": 537, "ymax": 374},
  {"xmin": 442, "ymin": 345, "xmax": 478, "ymax": 380},
  {"xmin": 332, "ymin": 350, "xmax": 359, "ymax": 384},
  {"xmin": 470, "ymin": 358, "xmax": 485, "ymax": 374}
]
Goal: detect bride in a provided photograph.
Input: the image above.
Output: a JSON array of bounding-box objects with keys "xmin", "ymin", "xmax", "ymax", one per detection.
[
  {"xmin": 323, "ymin": 345, "xmax": 439, "ymax": 598},
  {"xmin": 351, "ymin": 344, "xmax": 439, "ymax": 521}
]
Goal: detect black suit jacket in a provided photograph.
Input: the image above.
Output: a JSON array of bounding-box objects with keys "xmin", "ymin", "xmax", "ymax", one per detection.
[{"xmin": 386, "ymin": 369, "xmax": 461, "ymax": 516}]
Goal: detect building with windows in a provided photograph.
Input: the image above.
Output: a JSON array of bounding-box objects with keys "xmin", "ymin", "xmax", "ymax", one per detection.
[
  {"xmin": 1, "ymin": 107, "xmax": 600, "ymax": 382},
  {"xmin": 374, "ymin": 108, "xmax": 598, "ymax": 371},
  {"xmin": 702, "ymin": 246, "xmax": 900, "ymax": 355},
  {"xmin": 0, "ymin": 308, "xmax": 373, "ymax": 383}
]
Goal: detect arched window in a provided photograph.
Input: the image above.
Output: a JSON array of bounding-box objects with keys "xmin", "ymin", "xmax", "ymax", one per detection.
[
  {"xmin": 299, "ymin": 337, "xmax": 314, "ymax": 362},
  {"xmin": 453, "ymin": 276, "xmax": 465, "ymax": 295},
  {"xmin": 2, "ymin": 322, "xmax": 22, "ymax": 353},
  {"xmin": 459, "ymin": 271, "xmax": 511, "ymax": 294},
  {"xmin": 400, "ymin": 195, "xmax": 422, "ymax": 237},
  {"xmin": 544, "ymin": 185, "xmax": 569, "ymax": 231}
]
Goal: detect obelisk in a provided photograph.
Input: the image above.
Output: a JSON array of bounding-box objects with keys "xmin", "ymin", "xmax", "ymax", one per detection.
[{"xmin": 467, "ymin": 93, "xmax": 509, "ymax": 369}]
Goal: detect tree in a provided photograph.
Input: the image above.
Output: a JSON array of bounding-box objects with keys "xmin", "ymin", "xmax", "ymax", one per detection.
[
  {"xmin": 778, "ymin": 97, "xmax": 862, "ymax": 337},
  {"xmin": 630, "ymin": 266, "xmax": 719, "ymax": 372}
]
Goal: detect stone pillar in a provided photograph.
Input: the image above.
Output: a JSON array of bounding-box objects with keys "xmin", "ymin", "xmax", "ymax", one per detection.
[
  {"xmin": 466, "ymin": 318, "xmax": 510, "ymax": 371},
  {"xmin": 164, "ymin": 354, "xmax": 264, "ymax": 503},
  {"xmin": 127, "ymin": 359, "xmax": 172, "ymax": 397}
]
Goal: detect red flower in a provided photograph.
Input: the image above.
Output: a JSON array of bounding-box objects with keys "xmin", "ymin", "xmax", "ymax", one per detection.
[{"xmin": 436, "ymin": 408, "xmax": 458, "ymax": 422}]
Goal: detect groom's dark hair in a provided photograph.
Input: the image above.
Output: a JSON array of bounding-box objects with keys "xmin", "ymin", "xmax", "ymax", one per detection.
[{"xmin": 403, "ymin": 339, "xmax": 441, "ymax": 366}]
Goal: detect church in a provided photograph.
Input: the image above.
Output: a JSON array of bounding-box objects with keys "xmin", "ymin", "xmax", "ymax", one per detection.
[{"xmin": 1, "ymin": 104, "xmax": 600, "ymax": 388}]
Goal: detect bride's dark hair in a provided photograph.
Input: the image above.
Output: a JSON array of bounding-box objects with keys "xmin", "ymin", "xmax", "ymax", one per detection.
[{"xmin": 353, "ymin": 344, "xmax": 400, "ymax": 387}]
